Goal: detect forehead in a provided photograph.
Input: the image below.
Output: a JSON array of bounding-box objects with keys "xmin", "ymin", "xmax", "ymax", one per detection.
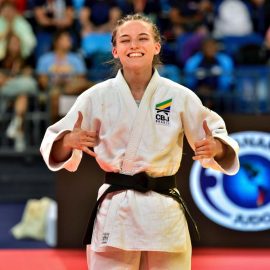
[
  {"xmin": 2, "ymin": 6, "xmax": 14, "ymax": 12},
  {"xmin": 57, "ymin": 33, "xmax": 70, "ymax": 40},
  {"xmin": 117, "ymin": 20, "xmax": 153, "ymax": 37}
]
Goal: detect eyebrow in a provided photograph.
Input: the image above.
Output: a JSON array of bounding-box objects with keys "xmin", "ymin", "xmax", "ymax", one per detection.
[{"xmin": 119, "ymin": 33, "xmax": 150, "ymax": 38}]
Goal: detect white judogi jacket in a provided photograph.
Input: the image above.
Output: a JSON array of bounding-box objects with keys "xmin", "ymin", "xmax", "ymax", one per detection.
[{"xmin": 40, "ymin": 69, "xmax": 239, "ymax": 252}]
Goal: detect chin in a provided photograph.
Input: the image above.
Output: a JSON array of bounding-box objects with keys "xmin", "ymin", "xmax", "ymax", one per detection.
[{"xmin": 124, "ymin": 62, "xmax": 149, "ymax": 71}]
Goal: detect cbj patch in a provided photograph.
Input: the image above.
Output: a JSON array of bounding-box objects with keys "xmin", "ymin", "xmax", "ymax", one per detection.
[{"xmin": 155, "ymin": 98, "xmax": 172, "ymax": 126}]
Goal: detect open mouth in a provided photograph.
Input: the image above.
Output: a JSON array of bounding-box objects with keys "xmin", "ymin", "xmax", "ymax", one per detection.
[{"xmin": 127, "ymin": 52, "xmax": 144, "ymax": 58}]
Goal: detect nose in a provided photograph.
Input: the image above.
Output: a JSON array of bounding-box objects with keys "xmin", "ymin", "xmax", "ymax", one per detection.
[{"xmin": 130, "ymin": 39, "xmax": 139, "ymax": 49}]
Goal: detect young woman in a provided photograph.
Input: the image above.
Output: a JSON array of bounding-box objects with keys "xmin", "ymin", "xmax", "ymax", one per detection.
[{"xmin": 40, "ymin": 14, "xmax": 239, "ymax": 270}]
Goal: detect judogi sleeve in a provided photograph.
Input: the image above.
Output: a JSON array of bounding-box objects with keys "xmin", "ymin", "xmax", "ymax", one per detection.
[
  {"xmin": 40, "ymin": 91, "xmax": 93, "ymax": 172},
  {"xmin": 181, "ymin": 90, "xmax": 239, "ymax": 175}
]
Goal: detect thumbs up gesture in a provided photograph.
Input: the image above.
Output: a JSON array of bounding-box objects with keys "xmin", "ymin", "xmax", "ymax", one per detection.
[
  {"xmin": 63, "ymin": 111, "xmax": 98, "ymax": 157},
  {"xmin": 192, "ymin": 120, "xmax": 225, "ymax": 161}
]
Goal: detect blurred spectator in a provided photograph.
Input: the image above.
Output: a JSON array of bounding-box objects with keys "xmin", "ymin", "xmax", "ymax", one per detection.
[
  {"xmin": 0, "ymin": 1, "xmax": 36, "ymax": 60},
  {"xmin": 260, "ymin": 27, "xmax": 270, "ymax": 65},
  {"xmin": 79, "ymin": 0, "xmax": 121, "ymax": 36},
  {"xmin": 79, "ymin": 0, "xmax": 121, "ymax": 73},
  {"xmin": 247, "ymin": 0, "xmax": 270, "ymax": 37},
  {"xmin": 36, "ymin": 30, "xmax": 90, "ymax": 122},
  {"xmin": 212, "ymin": 0, "xmax": 263, "ymax": 63},
  {"xmin": 168, "ymin": 0, "xmax": 214, "ymax": 36},
  {"xmin": 235, "ymin": 26, "xmax": 270, "ymax": 113},
  {"xmin": 184, "ymin": 37, "xmax": 234, "ymax": 109},
  {"xmin": 33, "ymin": 0, "xmax": 75, "ymax": 57},
  {"xmin": 235, "ymin": 43, "xmax": 265, "ymax": 66},
  {"xmin": 234, "ymin": 32, "xmax": 267, "ymax": 65},
  {"xmin": 213, "ymin": 0, "xmax": 253, "ymax": 38},
  {"xmin": 174, "ymin": 29, "xmax": 207, "ymax": 66},
  {"xmin": 0, "ymin": 33, "xmax": 38, "ymax": 152},
  {"xmin": 219, "ymin": 32, "xmax": 264, "ymax": 62},
  {"xmin": 167, "ymin": 0, "xmax": 214, "ymax": 66},
  {"xmin": 0, "ymin": 0, "xmax": 27, "ymax": 14},
  {"xmin": 117, "ymin": 0, "xmax": 162, "ymax": 23}
]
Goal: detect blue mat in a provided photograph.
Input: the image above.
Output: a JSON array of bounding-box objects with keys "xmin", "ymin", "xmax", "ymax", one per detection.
[{"xmin": 0, "ymin": 203, "xmax": 50, "ymax": 249}]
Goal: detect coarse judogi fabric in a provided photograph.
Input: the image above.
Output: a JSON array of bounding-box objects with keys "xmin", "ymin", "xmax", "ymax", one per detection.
[{"xmin": 40, "ymin": 69, "xmax": 239, "ymax": 253}]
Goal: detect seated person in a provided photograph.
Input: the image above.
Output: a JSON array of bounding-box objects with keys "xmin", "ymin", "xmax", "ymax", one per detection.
[
  {"xmin": 168, "ymin": 0, "xmax": 214, "ymax": 36},
  {"xmin": 79, "ymin": 0, "xmax": 121, "ymax": 36},
  {"xmin": 0, "ymin": 1, "xmax": 36, "ymax": 60},
  {"xmin": 258, "ymin": 26, "xmax": 270, "ymax": 65},
  {"xmin": 213, "ymin": 0, "xmax": 253, "ymax": 38},
  {"xmin": 184, "ymin": 37, "xmax": 234, "ymax": 109},
  {"xmin": 0, "ymin": 33, "xmax": 38, "ymax": 152},
  {"xmin": 36, "ymin": 30, "xmax": 91, "ymax": 122},
  {"xmin": 33, "ymin": 0, "xmax": 74, "ymax": 57},
  {"xmin": 247, "ymin": 0, "xmax": 270, "ymax": 37},
  {"xmin": 167, "ymin": 0, "xmax": 214, "ymax": 66},
  {"xmin": 117, "ymin": 0, "xmax": 161, "ymax": 22}
]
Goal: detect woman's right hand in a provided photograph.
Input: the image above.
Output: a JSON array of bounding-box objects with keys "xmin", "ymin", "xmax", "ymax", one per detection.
[{"xmin": 63, "ymin": 111, "xmax": 98, "ymax": 157}]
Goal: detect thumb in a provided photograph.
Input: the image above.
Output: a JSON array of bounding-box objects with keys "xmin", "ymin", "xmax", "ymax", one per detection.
[
  {"xmin": 74, "ymin": 111, "xmax": 83, "ymax": 129},
  {"xmin": 203, "ymin": 120, "xmax": 212, "ymax": 138}
]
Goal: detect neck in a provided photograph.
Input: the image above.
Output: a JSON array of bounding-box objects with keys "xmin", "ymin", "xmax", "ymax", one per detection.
[
  {"xmin": 123, "ymin": 67, "xmax": 153, "ymax": 100},
  {"xmin": 55, "ymin": 49, "xmax": 67, "ymax": 58}
]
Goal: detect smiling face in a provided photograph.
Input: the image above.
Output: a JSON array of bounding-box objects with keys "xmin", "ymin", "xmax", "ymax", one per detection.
[{"xmin": 112, "ymin": 20, "xmax": 161, "ymax": 72}]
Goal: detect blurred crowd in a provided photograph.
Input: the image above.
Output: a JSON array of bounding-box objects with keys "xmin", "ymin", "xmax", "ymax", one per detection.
[{"xmin": 0, "ymin": 0, "xmax": 270, "ymax": 152}]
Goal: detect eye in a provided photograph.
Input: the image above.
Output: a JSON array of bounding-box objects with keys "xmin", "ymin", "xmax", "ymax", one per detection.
[
  {"xmin": 139, "ymin": 37, "xmax": 149, "ymax": 41},
  {"xmin": 120, "ymin": 39, "xmax": 129, "ymax": 43}
]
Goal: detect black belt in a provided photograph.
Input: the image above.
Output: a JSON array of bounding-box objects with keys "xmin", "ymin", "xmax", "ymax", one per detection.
[{"xmin": 82, "ymin": 172, "xmax": 199, "ymax": 245}]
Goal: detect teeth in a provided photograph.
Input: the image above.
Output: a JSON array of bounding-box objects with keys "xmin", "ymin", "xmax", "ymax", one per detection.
[{"xmin": 129, "ymin": 53, "xmax": 143, "ymax": 57}]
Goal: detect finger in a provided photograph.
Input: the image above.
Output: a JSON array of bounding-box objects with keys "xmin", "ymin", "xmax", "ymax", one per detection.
[
  {"xmin": 74, "ymin": 111, "xmax": 83, "ymax": 129},
  {"xmin": 192, "ymin": 154, "xmax": 210, "ymax": 160},
  {"xmin": 78, "ymin": 130, "xmax": 96, "ymax": 139},
  {"xmin": 192, "ymin": 155, "xmax": 201, "ymax": 160},
  {"xmin": 80, "ymin": 141, "xmax": 98, "ymax": 148},
  {"xmin": 82, "ymin": 134, "xmax": 98, "ymax": 143},
  {"xmin": 80, "ymin": 132, "xmax": 97, "ymax": 141},
  {"xmin": 195, "ymin": 142, "xmax": 212, "ymax": 151},
  {"xmin": 82, "ymin": 146, "xmax": 97, "ymax": 157},
  {"xmin": 85, "ymin": 139, "xmax": 98, "ymax": 145},
  {"xmin": 203, "ymin": 120, "xmax": 212, "ymax": 138},
  {"xmin": 194, "ymin": 139, "xmax": 209, "ymax": 148},
  {"xmin": 194, "ymin": 149, "xmax": 212, "ymax": 157},
  {"xmin": 86, "ymin": 131, "xmax": 98, "ymax": 137}
]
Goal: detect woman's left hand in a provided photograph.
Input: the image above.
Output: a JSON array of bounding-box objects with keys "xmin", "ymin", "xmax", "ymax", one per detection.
[{"xmin": 192, "ymin": 120, "xmax": 226, "ymax": 161}]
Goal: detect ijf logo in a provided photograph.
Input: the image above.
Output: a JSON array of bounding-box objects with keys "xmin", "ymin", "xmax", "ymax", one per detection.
[
  {"xmin": 190, "ymin": 131, "xmax": 270, "ymax": 231},
  {"xmin": 155, "ymin": 98, "xmax": 172, "ymax": 126}
]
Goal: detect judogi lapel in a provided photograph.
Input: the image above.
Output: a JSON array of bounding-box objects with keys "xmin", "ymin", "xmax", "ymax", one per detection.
[{"xmin": 115, "ymin": 70, "xmax": 160, "ymax": 175}]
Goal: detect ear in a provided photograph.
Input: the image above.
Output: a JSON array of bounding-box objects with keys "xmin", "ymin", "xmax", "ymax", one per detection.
[
  {"xmin": 154, "ymin": 42, "xmax": 161, "ymax": 55},
  {"xmin": 112, "ymin": 47, "xmax": 118, "ymax": 59}
]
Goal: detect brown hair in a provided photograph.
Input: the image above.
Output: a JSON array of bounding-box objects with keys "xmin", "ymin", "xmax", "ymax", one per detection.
[{"xmin": 110, "ymin": 13, "xmax": 162, "ymax": 70}]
